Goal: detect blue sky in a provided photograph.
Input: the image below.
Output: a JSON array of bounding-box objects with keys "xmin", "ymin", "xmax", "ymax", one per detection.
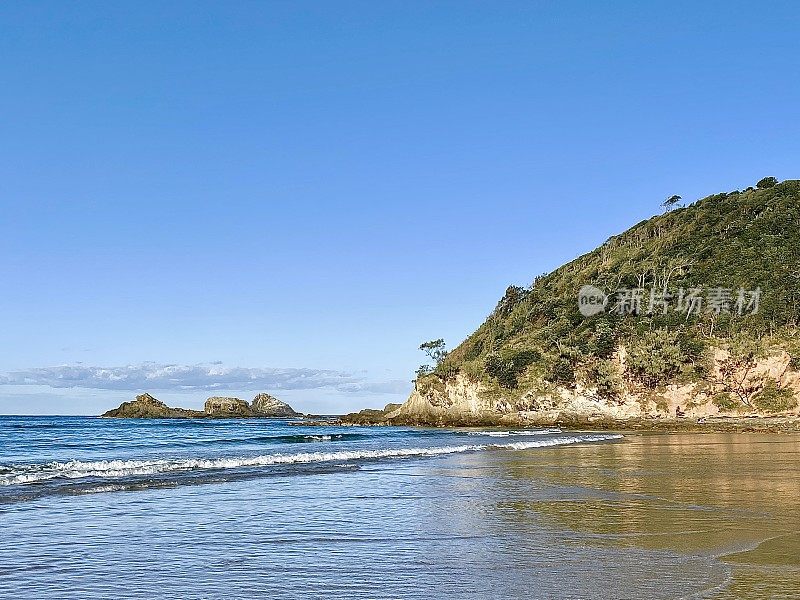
[{"xmin": 1, "ymin": 1, "xmax": 798, "ymax": 414}]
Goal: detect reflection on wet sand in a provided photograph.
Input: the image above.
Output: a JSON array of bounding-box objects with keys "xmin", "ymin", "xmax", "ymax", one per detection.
[{"xmin": 498, "ymin": 433, "xmax": 800, "ymax": 599}]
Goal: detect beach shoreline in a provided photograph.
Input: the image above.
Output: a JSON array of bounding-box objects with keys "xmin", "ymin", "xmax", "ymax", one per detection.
[{"xmin": 330, "ymin": 412, "xmax": 800, "ymax": 433}]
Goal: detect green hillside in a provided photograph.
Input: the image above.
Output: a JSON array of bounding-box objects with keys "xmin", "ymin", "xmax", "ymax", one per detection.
[{"xmin": 421, "ymin": 178, "xmax": 800, "ymax": 413}]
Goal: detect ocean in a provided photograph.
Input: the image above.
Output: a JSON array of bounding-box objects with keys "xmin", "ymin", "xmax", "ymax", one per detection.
[{"xmin": 0, "ymin": 417, "xmax": 797, "ymax": 599}]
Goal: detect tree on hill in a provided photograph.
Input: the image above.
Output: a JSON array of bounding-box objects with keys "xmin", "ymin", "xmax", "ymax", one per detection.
[
  {"xmin": 757, "ymin": 176, "xmax": 778, "ymax": 189},
  {"xmin": 415, "ymin": 364, "xmax": 433, "ymax": 378},
  {"xmin": 661, "ymin": 194, "xmax": 682, "ymax": 211},
  {"xmin": 419, "ymin": 339, "xmax": 448, "ymax": 365}
]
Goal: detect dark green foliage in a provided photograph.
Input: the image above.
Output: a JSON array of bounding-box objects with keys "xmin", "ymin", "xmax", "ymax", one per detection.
[
  {"xmin": 484, "ymin": 353, "xmax": 508, "ymax": 378},
  {"xmin": 756, "ymin": 176, "xmax": 778, "ymax": 189},
  {"xmin": 591, "ymin": 321, "xmax": 617, "ymax": 358},
  {"xmin": 484, "ymin": 354, "xmax": 517, "ymax": 389},
  {"xmin": 483, "ymin": 349, "xmax": 541, "ymax": 389},
  {"xmin": 752, "ymin": 380, "xmax": 797, "ymax": 412},
  {"xmin": 589, "ymin": 360, "xmax": 622, "ymax": 399},
  {"xmin": 463, "ymin": 337, "xmax": 484, "ymax": 361},
  {"xmin": 434, "ymin": 363, "xmax": 460, "ymax": 381},
  {"xmin": 627, "ymin": 329, "xmax": 685, "ymax": 388},
  {"xmin": 547, "ymin": 357, "xmax": 575, "ymax": 386},
  {"xmin": 677, "ymin": 331, "xmax": 706, "ymax": 361},
  {"xmin": 417, "ymin": 339, "xmax": 458, "ymax": 381},
  {"xmin": 416, "ymin": 364, "xmax": 433, "ymax": 378},
  {"xmin": 495, "ymin": 285, "xmax": 527, "ymax": 316},
  {"xmin": 497, "ymin": 368, "xmax": 520, "ymax": 389},
  {"xmin": 712, "ymin": 392, "xmax": 739, "ymax": 411},
  {"xmin": 419, "ymin": 339, "xmax": 448, "ymax": 365},
  {"xmin": 511, "ymin": 349, "xmax": 541, "ymax": 370}
]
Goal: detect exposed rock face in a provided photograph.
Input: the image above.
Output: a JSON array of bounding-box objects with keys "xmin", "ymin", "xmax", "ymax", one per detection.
[
  {"xmin": 250, "ymin": 393, "xmax": 300, "ymax": 417},
  {"xmin": 379, "ymin": 350, "xmax": 800, "ymax": 427},
  {"xmin": 102, "ymin": 393, "xmax": 206, "ymax": 419},
  {"xmin": 204, "ymin": 396, "xmax": 253, "ymax": 418},
  {"xmin": 383, "ymin": 375, "xmax": 511, "ymax": 426}
]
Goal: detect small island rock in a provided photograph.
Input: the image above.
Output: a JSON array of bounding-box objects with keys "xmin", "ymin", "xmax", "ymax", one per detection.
[
  {"xmin": 204, "ymin": 396, "xmax": 252, "ymax": 418},
  {"xmin": 250, "ymin": 393, "xmax": 300, "ymax": 417},
  {"xmin": 102, "ymin": 393, "xmax": 206, "ymax": 418},
  {"xmin": 102, "ymin": 392, "xmax": 300, "ymax": 419}
]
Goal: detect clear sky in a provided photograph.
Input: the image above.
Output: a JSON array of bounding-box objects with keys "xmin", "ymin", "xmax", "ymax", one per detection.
[{"xmin": 1, "ymin": 1, "xmax": 798, "ymax": 415}]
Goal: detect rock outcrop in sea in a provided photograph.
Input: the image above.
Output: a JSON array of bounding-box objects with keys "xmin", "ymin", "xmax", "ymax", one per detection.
[
  {"xmin": 251, "ymin": 393, "xmax": 300, "ymax": 417},
  {"xmin": 101, "ymin": 393, "xmax": 206, "ymax": 419},
  {"xmin": 102, "ymin": 392, "xmax": 300, "ymax": 419},
  {"xmin": 204, "ymin": 396, "xmax": 252, "ymax": 417}
]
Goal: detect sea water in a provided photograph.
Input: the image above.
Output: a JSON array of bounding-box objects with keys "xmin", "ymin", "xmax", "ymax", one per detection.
[{"xmin": 0, "ymin": 417, "xmax": 797, "ymax": 599}]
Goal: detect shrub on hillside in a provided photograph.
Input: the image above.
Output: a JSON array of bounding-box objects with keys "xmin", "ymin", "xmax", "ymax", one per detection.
[
  {"xmin": 589, "ymin": 359, "xmax": 623, "ymax": 399},
  {"xmin": 484, "ymin": 349, "xmax": 541, "ymax": 389},
  {"xmin": 627, "ymin": 329, "xmax": 684, "ymax": 388},
  {"xmin": 547, "ymin": 357, "xmax": 575, "ymax": 387},
  {"xmin": 752, "ymin": 380, "xmax": 797, "ymax": 412},
  {"xmin": 712, "ymin": 392, "xmax": 739, "ymax": 411},
  {"xmin": 591, "ymin": 321, "xmax": 617, "ymax": 358},
  {"xmin": 756, "ymin": 176, "xmax": 778, "ymax": 189}
]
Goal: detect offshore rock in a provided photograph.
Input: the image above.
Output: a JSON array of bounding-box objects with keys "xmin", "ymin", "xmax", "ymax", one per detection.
[
  {"xmin": 103, "ymin": 392, "xmax": 300, "ymax": 419},
  {"xmin": 250, "ymin": 393, "xmax": 300, "ymax": 417},
  {"xmin": 204, "ymin": 396, "xmax": 253, "ymax": 418},
  {"xmin": 101, "ymin": 393, "xmax": 206, "ymax": 419}
]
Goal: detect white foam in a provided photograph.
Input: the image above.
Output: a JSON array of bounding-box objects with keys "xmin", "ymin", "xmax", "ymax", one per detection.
[
  {"xmin": 76, "ymin": 484, "xmax": 127, "ymax": 494},
  {"xmin": 466, "ymin": 428, "xmax": 562, "ymax": 437},
  {"xmin": 499, "ymin": 434, "xmax": 621, "ymax": 450},
  {"xmin": 0, "ymin": 434, "xmax": 622, "ymax": 486}
]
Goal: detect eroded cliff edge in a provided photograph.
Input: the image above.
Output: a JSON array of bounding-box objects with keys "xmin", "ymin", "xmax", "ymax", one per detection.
[{"xmin": 374, "ymin": 348, "xmax": 800, "ymax": 429}]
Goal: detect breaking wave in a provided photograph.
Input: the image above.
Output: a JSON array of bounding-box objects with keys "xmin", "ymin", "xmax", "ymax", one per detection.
[
  {"xmin": 464, "ymin": 429, "xmax": 563, "ymax": 437},
  {"xmin": 0, "ymin": 434, "xmax": 621, "ymax": 487}
]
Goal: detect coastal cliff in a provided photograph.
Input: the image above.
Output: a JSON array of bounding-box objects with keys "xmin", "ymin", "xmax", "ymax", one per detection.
[
  {"xmin": 346, "ymin": 179, "xmax": 800, "ymax": 428},
  {"xmin": 379, "ymin": 350, "xmax": 800, "ymax": 428},
  {"xmin": 102, "ymin": 392, "xmax": 299, "ymax": 418}
]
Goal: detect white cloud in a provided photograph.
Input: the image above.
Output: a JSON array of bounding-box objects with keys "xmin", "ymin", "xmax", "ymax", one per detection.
[{"xmin": 0, "ymin": 362, "xmax": 407, "ymax": 395}]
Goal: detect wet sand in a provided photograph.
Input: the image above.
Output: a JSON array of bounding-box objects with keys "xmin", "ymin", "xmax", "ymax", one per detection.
[{"xmin": 501, "ymin": 431, "xmax": 800, "ymax": 598}]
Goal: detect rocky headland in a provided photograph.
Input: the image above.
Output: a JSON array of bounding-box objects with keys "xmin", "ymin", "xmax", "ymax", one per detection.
[{"xmin": 342, "ymin": 179, "xmax": 800, "ymax": 433}]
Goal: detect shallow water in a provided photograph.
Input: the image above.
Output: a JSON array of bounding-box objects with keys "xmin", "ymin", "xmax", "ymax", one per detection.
[{"xmin": 0, "ymin": 418, "xmax": 797, "ymax": 599}]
